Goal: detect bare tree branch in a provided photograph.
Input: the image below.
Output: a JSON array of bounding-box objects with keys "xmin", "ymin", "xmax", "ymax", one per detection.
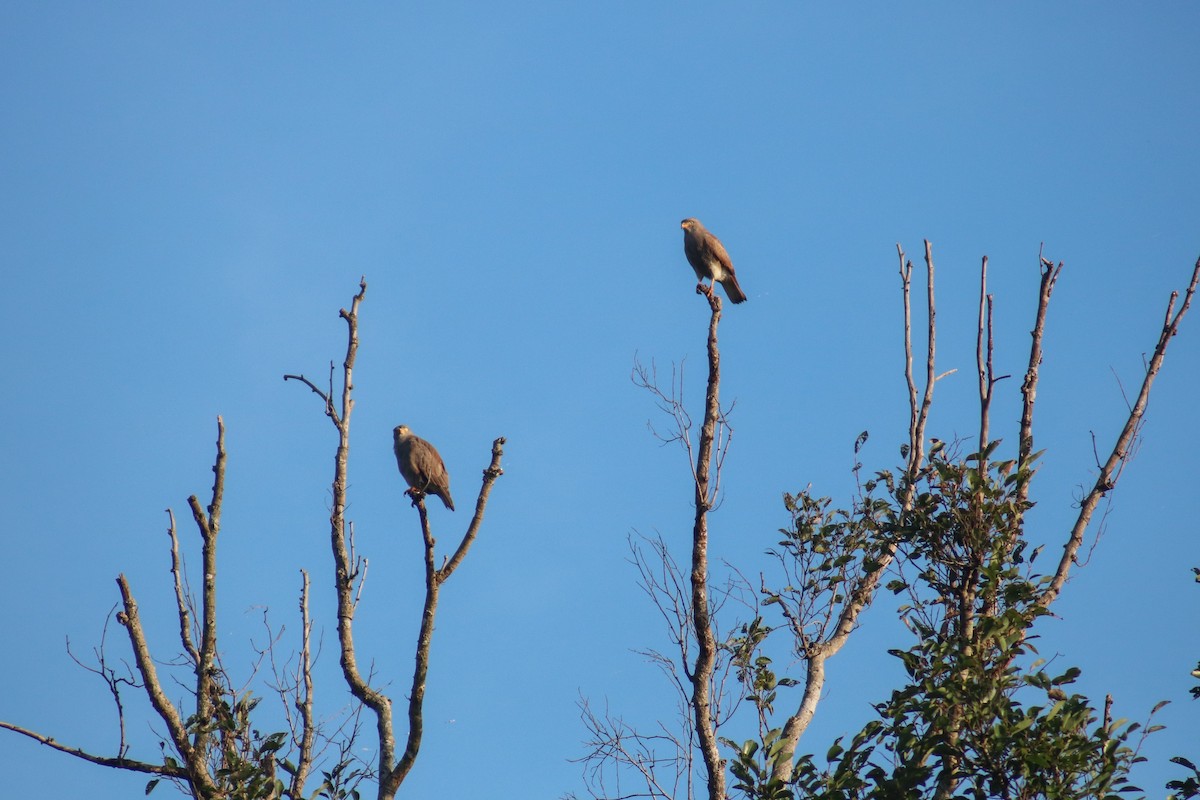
[
  {"xmin": 771, "ymin": 242, "xmax": 941, "ymax": 784},
  {"xmin": 0, "ymin": 720, "xmax": 188, "ymax": 778},
  {"xmin": 292, "ymin": 280, "xmax": 400, "ymax": 793},
  {"xmin": 1041, "ymin": 257, "xmax": 1200, "ymax": 607},
  {"xmin": 65, "ymin": 611, "xmax": 141, "ymax": 760},
  {"xmin": 116, "ymin": 574, "xmax": 212, "ymax": 795},
  {"xmin": 1018, "ymin": 249, "xmax": 1062, "ymax": 475},
  {"xmin": 383, "ymin": 436, "xmax": 506, "ymax": 796},
  {"xmin": 976, "ymin": 256, "xmax": 995, "ymax": 458},
  {"xmin": 291, "ymin": 569, "xmax": 316, "ymax": 800},
  {"xmin": 573, "ymin": 697, "xmax": 690, "ymax": 800},
  {"xmin": 167, "ymin": 509, "xmax": 201, "ymax": 668},
  {"xmin": 616, "ymin": 289, "xmax": 739, "ymax": 800},
  {"xmin": 439, "ymin": 437, "xmax": 507, "ymax": 581},
  {"xmin": 186, "ymin": 416, "xmax": 225, "ymax": 776},
  {"xmin": 288, "ymin": 278, "xmax": 503, "ymax": 800},
  {"xmin": 282, "ymin": 372, "xmax": 338, "ymax": 424},
  {"xmin": 688, "ymin": 289, "xmax": 726, "ymax": 800},
  {"xmin": 899, "ymin": 242, "xmax": 938, "ymax": 478}
]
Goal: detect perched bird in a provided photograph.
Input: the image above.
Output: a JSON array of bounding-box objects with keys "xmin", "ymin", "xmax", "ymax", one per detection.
[
  {"xmin": 392, "ymin": 424, "xmax": 455, "ymax": 511},
  {"xmin": 681, "ymin": 218, "xmax": 748, "ymax": 304}
]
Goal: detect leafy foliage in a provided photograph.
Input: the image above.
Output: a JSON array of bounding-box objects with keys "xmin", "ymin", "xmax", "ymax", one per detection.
[
  {"xmin": 1165, "ymin": 569, "xmax": 1200, "ymax": 800},
  {"xmin": 736, "ymin": 446, "xmax": 1148, "ymax": 799}
]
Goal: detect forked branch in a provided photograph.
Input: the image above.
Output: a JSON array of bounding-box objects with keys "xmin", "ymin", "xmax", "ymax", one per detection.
[
  {"xmin": 384, "ymin": 437, "xmax": 506, "ymax": 797},
  {"xmin": 288, "ymin": 278, "xmax": 504, "ymax": 800}
]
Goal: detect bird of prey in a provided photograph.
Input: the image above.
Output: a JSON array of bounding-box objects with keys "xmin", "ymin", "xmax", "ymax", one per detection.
[
  {"xmin": 681, "ymin": 218, "xmax": 747, "ymax": 304},
  {"xmin": 393, "ymin": 424, "xmax": 455, "ymax": 511}
]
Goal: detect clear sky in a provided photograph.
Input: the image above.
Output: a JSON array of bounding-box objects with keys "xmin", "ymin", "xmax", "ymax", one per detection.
[{"xmin": 2, "ymin": 4, "xmax": 1198, "ymax": 798}]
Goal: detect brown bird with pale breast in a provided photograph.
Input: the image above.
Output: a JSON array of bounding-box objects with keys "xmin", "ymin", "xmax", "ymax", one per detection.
[
  {"xmin": 393, "ymin": 424, "xmax": 455, "ymax": 511},
  {"xmin": 681, "ymin": 218, "xmax": 748, "ymax": 304}
]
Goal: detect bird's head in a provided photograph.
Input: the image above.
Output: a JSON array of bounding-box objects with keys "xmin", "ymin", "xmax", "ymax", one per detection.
[
  {"xmin": 393, "ymin": 424, "xmax": 411, "ymax": 439},
  {"xmin": 681, "ymin": 218, "xmax": 699, "ymax": 232}
]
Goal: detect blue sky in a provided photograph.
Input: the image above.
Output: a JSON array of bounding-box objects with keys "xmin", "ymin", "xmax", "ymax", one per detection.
[{"xmin": 2, "ymin": 3, "xmax": 1198, "ymax": 798}]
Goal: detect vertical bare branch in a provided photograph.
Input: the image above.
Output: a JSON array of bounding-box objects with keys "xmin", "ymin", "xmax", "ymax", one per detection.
[
  {"xmin": 288, "ymin": 280, "xmax": 398, "ymax": 792},
  {"xmin": 897, "ymin": 241, "xmax": 938, "ymax": 479},
  {"xmin": 977, "ymin": 256, "xmax": 995, "ymax": 457},
  {"xmin": 1018, "ymin": 250, "xmax": 1062, "ymax": 473},
  {"xmin": 901, "ymin": 245, "xmax": 919, "ymax": 462},
  {"xmin": 1040, "ymin": 258, "xmax": 1200, "ymax": 607},
  {"xmin": 289, "ymin": 569, "xmax": 316, "ymax": 800},
  {"xmin": 915, "ymin": 241, "xmax": 938, "ymax": 478},
  {"xmin": 187, "ymin": 416, "xmax": 226, "ymax": 767},
  {"xmin": 383, "ymin": 502, "xmax": 437, "ymax": 796},
  {"xmin": 690, "ymin": 290, "xmax": 725, "ymax": 800},
  {"xmin": 621, "ymin": 293, "xmax": 732, "ymax": 798},
  {"xmin": 308, "ymin": 281, "xmax": 401, "ymax": 786}
]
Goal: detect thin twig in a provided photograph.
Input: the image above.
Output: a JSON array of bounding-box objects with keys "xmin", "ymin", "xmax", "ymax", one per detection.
[
  {"xmin": 166, "ymin": 509, "xmax": 200, "ymax": 668},
  {"xmin": 65, "ymin": 610, "xmax": 140, "ymax": 760}
]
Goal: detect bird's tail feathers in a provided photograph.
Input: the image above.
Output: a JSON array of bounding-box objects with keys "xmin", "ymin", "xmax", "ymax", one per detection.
[{"xmin": 722, "ymin": 276, "xmax": 748, "ymax": 304}]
